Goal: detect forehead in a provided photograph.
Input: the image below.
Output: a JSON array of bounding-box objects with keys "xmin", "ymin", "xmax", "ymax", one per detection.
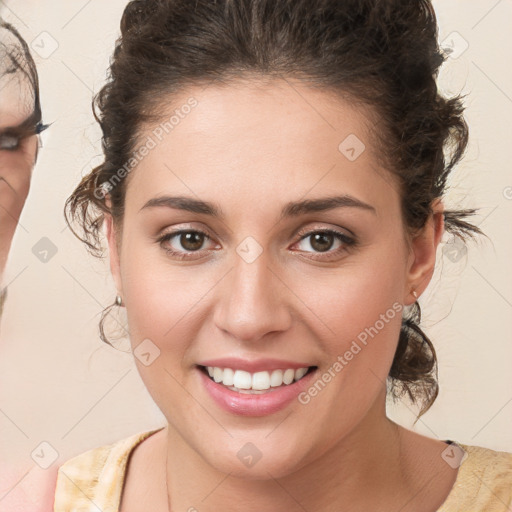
[
  {"xmin": 125, "ymin": 79, "xmax": 399, "ymax": 218},
  {"xmin": 138, "ymin": 78, "xmax": 375, "ymax": 155},
  {"xmin": 0, "ymin": 30, "xmax": 35, "ymax": 127}
]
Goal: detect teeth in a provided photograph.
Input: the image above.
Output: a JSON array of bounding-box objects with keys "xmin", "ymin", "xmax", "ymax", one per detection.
[
  {"xmin": 283, "ymin": 369, "xmax": 295, "ymax": 385},
  {"xmin": 252, "ymin": 371, "xmax": 270, "ymax": 391},
  {"xmin": 270, "ymin": 369, "xmax": 283, "ymax": 387},
  {"xmin": 213, "ymin": 367, "xmax": 223, "ymax": 383},
  {"xmin": 295, "ymin": 367, "xmax": 308, "ymax": 380},
  {"xmin": 233, "ymin": 370, "xmax": 252, "ymax": 389},
  {"xmin": 205, "ymin": 366, "xmax": 311, "ymax": 391},
  {"xmin": 222, "ymin": 368, "xmax": 234, "ymax": 386}
]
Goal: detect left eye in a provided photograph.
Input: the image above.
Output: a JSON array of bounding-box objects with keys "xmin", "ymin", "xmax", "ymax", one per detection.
[
  {"xmin": 0, "ymin": 134, "xmax": 20, "ymax": 150},
  {"xmin": 294, "ymin": 230, "xmax": 354, "ymax": 254}
]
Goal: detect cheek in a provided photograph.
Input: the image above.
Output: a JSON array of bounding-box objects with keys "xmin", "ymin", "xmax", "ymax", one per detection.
[
  {"xmin": 306, "ymin": 245, "xmax": 407, "ymax": 395},
  {"xmin": 119, "ymin": 239, "xmax": 216, "ymax": 404},
  {"xmin": 121, "ymin": 262, "xmax": 200, "ymax": 351},
  {"xmin": 316, "ymin": 255, "xmax": 405, "ymax": 341},
  {"xmin": 120, "ymin": 262, "xmax": 201, "ymax": 417}
]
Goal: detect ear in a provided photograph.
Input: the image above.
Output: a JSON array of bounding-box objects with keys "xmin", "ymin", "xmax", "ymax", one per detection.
[
  {"xmin": 104, "ymin": 196, "xmax": 123, "ymax": 297},
  {"xmin": 404, "ymin": 198, "xmax": 445, "ymax": 305}
]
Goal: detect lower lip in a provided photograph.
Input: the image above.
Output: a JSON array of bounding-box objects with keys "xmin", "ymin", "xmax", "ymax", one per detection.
[{"xmin": 198, "ymin": 367, "xmax": 317, "ymax": 417}]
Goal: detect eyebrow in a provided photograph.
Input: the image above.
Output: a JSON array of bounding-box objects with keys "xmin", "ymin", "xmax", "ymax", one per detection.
[
  {"xmin": 139, "ymin": 194, "xmax": 376, "ymax": 219},
  {"xmin": 0, "ymin": 110, "xmax": 45, "ymax": 138}
]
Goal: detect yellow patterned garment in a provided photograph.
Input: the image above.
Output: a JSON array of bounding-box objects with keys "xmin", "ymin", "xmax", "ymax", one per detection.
[{"xmin": 53, "ymin": 429, "xmax": 512, "ymax": 511}]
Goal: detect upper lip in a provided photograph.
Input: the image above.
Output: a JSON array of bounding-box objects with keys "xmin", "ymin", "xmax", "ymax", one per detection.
[{"xmin": 197, "ymin": 357, "xmax": 315, "ymax": 373}]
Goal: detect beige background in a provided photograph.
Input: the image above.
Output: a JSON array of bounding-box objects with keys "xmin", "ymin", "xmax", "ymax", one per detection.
[{"xmin": 0, "ymin": 0, "xmax": 511, "ymax": 504}]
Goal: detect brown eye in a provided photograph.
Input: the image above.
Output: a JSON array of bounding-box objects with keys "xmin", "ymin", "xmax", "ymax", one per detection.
[
  {"xmin": 293, "ymin": 228, "xmax": 357, "ymax": 261},
  {"xmin": 308, "ymin": 232, "xmax": 335, "ymax": 252},
  {"xmin": 157, "ymin": 229, "xmax": 216, "ymax": 260},
  {"xmin": 179, "ymin": 232, "xmax": 206, "ymax": 251}
]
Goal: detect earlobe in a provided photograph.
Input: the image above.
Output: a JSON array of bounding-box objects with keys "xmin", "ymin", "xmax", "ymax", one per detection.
[{"xmin": 404, "ymin": 200, "xmax": 445, "ymax": 305}]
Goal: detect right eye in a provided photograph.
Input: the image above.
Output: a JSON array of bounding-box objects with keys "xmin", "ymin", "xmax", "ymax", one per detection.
[{"xmin": 0, "ymin": 134, "xmax": 20, "ymax": 151}]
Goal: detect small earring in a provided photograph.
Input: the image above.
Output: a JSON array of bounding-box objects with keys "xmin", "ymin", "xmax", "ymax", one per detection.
[
  {"xmin": 412, "ymin": 290, "xmax": 418, "ymax": 300},
  {"xmin": 115, "ymin": 294, "xmax": 123, "ymax": 307}
]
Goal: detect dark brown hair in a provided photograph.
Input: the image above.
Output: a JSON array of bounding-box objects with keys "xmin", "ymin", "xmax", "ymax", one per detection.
[
  {"xmin": 0, "ymin": 19, "xmax": 47, "ymax": 150},
  {"xmin": 65, "ymin": 0, "xmax": 482, "ymax": 417}
]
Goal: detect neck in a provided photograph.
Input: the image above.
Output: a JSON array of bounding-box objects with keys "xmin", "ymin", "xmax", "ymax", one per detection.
[{"xmin": 164, "ymin": 398, "xmax": 418, "ymax": 512}]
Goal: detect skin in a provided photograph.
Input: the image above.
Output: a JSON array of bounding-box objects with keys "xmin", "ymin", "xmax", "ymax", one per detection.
[
  {"xmin": 0, "ymin": 83, "xmax": 39, "ymax": 285},
  {"xmin": 0, "ymin": 45, "xmax": 56, "ymax": 512},
  {"xmin": 105, "ymin": 79, "xmax": 454, "ymax": 512}
]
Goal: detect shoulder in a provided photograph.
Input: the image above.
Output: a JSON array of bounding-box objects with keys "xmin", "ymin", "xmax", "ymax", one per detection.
[
  {"xmin": 438, "ymin": 442, "xmax": 512, "ymax": 511},
  {"xmin": 53, "ymin": 427, "xmax": 164, "ymax": 512}
]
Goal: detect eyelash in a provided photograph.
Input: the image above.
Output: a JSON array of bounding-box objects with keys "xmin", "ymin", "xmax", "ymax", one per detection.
[
  {"xmin": 0, "ymin": 122, "xmax": 48, "ymax": 151},
  {"xmin": 156, "ymin": 227, "xmax": 356, "ymax": 261}
]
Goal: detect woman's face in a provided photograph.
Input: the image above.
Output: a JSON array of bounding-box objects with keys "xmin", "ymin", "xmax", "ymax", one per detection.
[
  {"xmin": 107, "ymin": 79, "xmax": 438, "ymax": 478},
  {"xmin": 0, "ymin": 33, "xmax": 39, "ymax": 275}
]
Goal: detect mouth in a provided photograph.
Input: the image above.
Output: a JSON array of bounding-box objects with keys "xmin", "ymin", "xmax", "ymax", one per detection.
[{"xmin": 198, "ymin": 365, "xmax": 318, "ymax": 394}]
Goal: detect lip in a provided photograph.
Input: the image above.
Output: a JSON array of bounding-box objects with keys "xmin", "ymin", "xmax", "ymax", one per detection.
[
  {"xmin": 197, "ymin": 365, "xmax": 317, "ymax": 417},
  {"xmin": 197, "ymin": 357, "xmax": 314, "ymax": 373}
]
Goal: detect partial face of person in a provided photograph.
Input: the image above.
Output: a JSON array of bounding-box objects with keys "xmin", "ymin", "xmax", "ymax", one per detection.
[
  {"xmin": 0, "ymin": 79, "xmax": 38, "ymax": 207},
  {"xmin": 0, "ymin": 26, "xmax": 39, "ymax": 275},
  {"xmin": 107, "ymin": 79, "xmax": 435, "ymax": 478},
  {"xmin": 0, "ymin": 26, "xmax": 39, "ymax": 159}
]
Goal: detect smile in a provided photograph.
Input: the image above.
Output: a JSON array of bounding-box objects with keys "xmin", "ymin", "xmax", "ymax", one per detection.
[
  {"xmin": 197, "ymin": 363, "xmax": 318, "ymax": 416},
  {"xmin": 202, "ymin": 366, "xmax": 314, "ymax": 394}
]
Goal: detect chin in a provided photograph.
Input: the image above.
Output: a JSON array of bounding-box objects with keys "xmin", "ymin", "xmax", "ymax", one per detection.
[{"xmin": 197, "ymin": 435, "xmax": 314, "ymax": 481}]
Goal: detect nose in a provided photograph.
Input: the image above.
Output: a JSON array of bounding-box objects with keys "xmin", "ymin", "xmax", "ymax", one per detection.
[{"xmin": 213, "ymin": 249, "xmax": 292, "ymax": 344}]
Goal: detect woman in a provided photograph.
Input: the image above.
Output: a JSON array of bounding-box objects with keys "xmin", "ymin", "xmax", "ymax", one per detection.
[
  {"xmin": 0, "ymin": 18, "xmax": 47, "ymax": 322},
  {"xmin": 54, "ymin": 0, "xmax": 512, "ymax": 510}
]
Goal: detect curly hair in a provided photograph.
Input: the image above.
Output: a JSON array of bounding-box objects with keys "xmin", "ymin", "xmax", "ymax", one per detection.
[{"xmin": 65, "ymin": 0, "xmax": 482, "ymax": 417}]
